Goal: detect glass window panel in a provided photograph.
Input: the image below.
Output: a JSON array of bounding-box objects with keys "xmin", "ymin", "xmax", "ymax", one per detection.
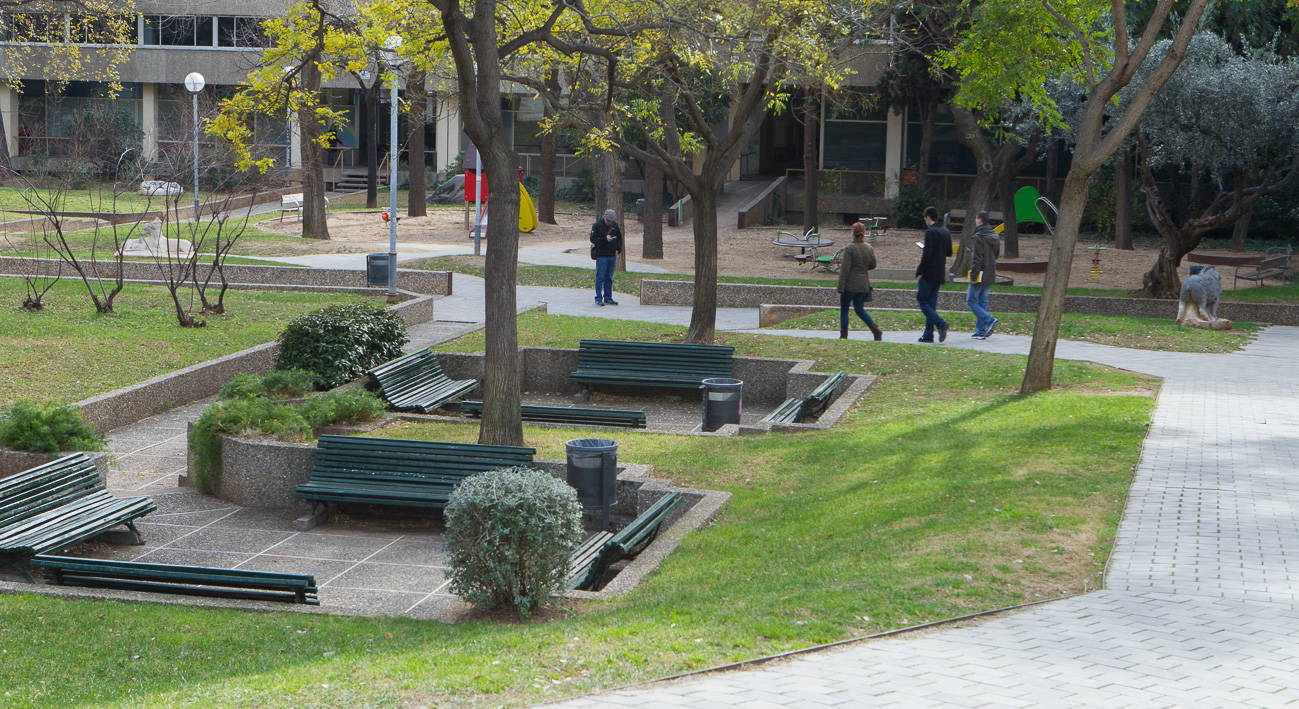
[
  {"xmin": 196, "ymin": 16, "xmax": 213, "ymax": 46},
  {"xmin": 160, "ymin": 16, "xmax": 195, "ymax": 46},
  {"xmin": 143, "ymin": 15, "xmax": 160, "ymax": 45},
  {"xmin": 235, "ymin": 17, "xmax": 266, "ymax": 47},
  {"xmin": 217, "ymin": 17, "xmax": 236, "ymax": 47},
  {"xmin": 822, "ymin": 121, "xmax": 887, "ymax": 171}
]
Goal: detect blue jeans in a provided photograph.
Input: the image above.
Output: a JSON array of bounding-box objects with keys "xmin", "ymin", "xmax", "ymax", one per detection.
[
  {"xmin": 966, "ymin": 283, "xmax": 993, "ymax": 335},
  {"xmin": 916, "ymin": 279, "xmax": 946, "ymax": 339},
  {"xmin": 594, "ymin": 255, "xmax": 616, "ymax": 301},
  {"xmin": 839, "ymin": 291, "xmax": 876, "ymax": 335}
]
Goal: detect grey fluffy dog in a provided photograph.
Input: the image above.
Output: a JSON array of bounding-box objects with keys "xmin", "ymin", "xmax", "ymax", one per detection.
[{"xmin": 1177, "ymin": 265, "xmax": 1222, "ymax": 325}]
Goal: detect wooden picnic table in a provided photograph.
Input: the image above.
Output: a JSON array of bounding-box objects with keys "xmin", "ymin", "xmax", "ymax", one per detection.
[{"xmin": 772, "ymin": 233, "xmax": 834, "ymax": 255}]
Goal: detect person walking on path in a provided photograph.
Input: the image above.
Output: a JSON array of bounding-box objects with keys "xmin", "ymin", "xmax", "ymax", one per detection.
[
  {"xmin": 915, "ymin": 206, "xmax": 953, "ymax": 343},
  {"xmin": 838, "ymin": 222, "xmax": 884, "ymax": 341},
  {"xmin": 591, "ymin": 209, "xmax": 623, "ymax": 305},
  {"xmin": 967, "ymin": 211, "xmax": 1001, "ymax": 339}
]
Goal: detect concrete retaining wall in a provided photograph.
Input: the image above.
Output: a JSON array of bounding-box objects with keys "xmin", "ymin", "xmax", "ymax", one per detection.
[
  {"xmin": 73, "ymin": 293, "xmax": 437, "ymax": 434},
  {"xmin": 642, "ymin": 279, "xmax": 1299, "ymax": 326},
  {"xmin": 0, "ymin": 257, "xmax": 453, "ymax": 296}
]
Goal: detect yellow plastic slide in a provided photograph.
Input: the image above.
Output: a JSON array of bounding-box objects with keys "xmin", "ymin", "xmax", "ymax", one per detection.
[{"xmin": 519, "ymin": 184, "xmax": 538, "ymax": 232}]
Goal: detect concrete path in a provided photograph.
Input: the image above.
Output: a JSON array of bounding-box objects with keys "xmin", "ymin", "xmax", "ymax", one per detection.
[{"xmin": 541, "ymin": 325, "xmax": 1299, "ymax": 708}]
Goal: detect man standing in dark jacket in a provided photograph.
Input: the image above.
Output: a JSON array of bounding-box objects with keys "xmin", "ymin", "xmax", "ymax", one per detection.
[
  {"xmin": 915, "ymin": 206, "xmax": 953, "ymax": 342},
  {"xmin": 590, "ymin": 209, "xmax": 623, "ymax": 305},
  {"xmin": 967, "ymin": 211, "xmax": 1001, "ymax": 339}
]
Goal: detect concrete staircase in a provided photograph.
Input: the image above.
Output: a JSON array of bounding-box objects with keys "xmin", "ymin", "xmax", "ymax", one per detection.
[{"xmin": 334, "ymin": 170, "xmax": 390, "ymax": 192}]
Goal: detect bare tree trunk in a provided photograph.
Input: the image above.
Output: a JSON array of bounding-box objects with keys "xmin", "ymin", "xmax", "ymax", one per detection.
[
  {"xmin": 606, "ymin": 149, "xmax": 626, "ymax": 272},
  {"xmin": 684, "ymin": 186, "xmax": 718, "ymax": 344},
  {"xmin": 802, "ymin": 95, "xmax": 819, "ymax": 235},
  {"xmin": 537, "ymin": 71, "xmax": 559, "ymax": 225},
  {"xmin": 998, "ymin": 171, "xmax": 1020, "ymax": 258},
  {"xmin": 1114, "ymin": 148, "xmax": 1133, "ymax": 250},
  {"xmin": 365, "ymin": 86, "xmax": 380, "ymax": 209},
  {"xmin": 1230, "ymin": 196, "xmax": 1254, "ymax": 253},
  {"xmin": 407, "ymin": 71, "xmax": 427, "ymax": 218},
  {"xmin": 299, "ymin": 59, "xmax": 330, "ymax": 240},
  {"xmin": 917, "ymin": 100, "xmax": 936, "ymax": 179},
  {"xmin": 1043, "ymin": 141, "xmax": 1058, "ymax": 203},
  {"xmin": 1022, "ymin": 172, "xmax": 1089, "ymax": 391},
  {"xmin": 642, "ymin": 162, "xmax": 664, "ymax": 259}
]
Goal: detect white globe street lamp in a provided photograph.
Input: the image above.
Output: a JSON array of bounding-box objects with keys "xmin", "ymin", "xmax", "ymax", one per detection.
[{"xmin": 184, "ymin": 72, "xmax": 206, "ymax": 220}]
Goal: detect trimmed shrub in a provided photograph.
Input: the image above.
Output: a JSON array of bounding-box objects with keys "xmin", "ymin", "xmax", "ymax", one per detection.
[
  {"xmin": 0, "ymin": 402, "xmax": 104, "ymax": 454},
  {"xmin": 218, "ymin": 369, "xmax": 316, "ymax": 401},
  {"xmin": 274, "ymin": 303, "xmax": 409, "ymax": 390},
  {"xmin": 300, "ymin": 389, "xmax": 387, "ymax": 428},
  {"xmin": 892, "ymin": 179, "xmax": 938, "ymax": 229},
  {"xmin": 188, "ymin": 398, "xmax": 312, "ymax": 493},
  {"xmin": 445, "ymin": 467, "xmax": 583, "ymax": 617}
]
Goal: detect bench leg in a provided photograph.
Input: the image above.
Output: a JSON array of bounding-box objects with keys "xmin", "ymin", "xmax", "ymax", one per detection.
[
  {"xmin": 295, "ymin": 503, "xmax": 338, "ymax": 531},
  {"xmin": 0, "ymin": 557, "xmax": 36, "ymax": 583},
  {"xmin": 573, "ymin": 385, "xmax": 591, "ymax": 404},
  {"xmin": 94, "ymin": 521, "xmax": 146, "ymax": 546}
]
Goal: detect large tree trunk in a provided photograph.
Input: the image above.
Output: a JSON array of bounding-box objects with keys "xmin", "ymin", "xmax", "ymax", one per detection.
[
  {"xmin": 537, "ymin": 71, "xmax": 559, "ymax": 225},
  {"xmin": 802, "ymin": 95, "xmax": 819, "ymax": 235},
  {"xmin": 642, "ymin": 162, "xmax": 664, "ymax": 258},
  {"xmin": 1043, "ymin": 141, "xmax": 1058, "ymax": 203},
  {"xmin": 951, "ymin": 168, "xmax": 996, "ymax": 278},
  {"xmin": 1230, "ymin": 198, "xmax": 1254, "ymax": 253},
  {"xmin": 684, "ymin": 186, "xmax": 718, "ymax": 344},
  {"xmin": 606, "ymin": 149, "xmax": 626, "ymax": 272},
  {"xmin": 406, "ymin": 72, "xmax": 427, "ymax": 218},
  {"xmin": 365, "ymin": 86, "xmax": 380, "ymax": 209},
  {"xmin": 917, "ymin": 100, "xmax": 936, "ymax": 179},
  {"xmin": 1022, "ymin": 172, "xmax": 1089, "ymax": 392},
  {"xmin": 1114, "ymin": 148, "xmax": 1133, "ymax": 250},
  {"xmin": 299, "ymin": 59, "xmax": 330, "ymax": 240},
  {"xmin": 997, "ymin": 171, "xmax": 1019, "ymax": 258}
]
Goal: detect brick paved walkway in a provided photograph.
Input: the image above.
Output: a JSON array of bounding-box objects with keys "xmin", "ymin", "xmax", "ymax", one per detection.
[{"xmin": 546, "ymin": 326, "xmax": 1299, "ymax": 708}]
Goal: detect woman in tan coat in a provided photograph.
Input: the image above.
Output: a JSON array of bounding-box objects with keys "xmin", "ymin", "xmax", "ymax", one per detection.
[{"xmin": 838, "ymin": 222, "xmax": 883, "ymax": 341}]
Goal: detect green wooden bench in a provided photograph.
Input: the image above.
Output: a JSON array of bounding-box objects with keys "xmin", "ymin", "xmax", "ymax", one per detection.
[
  {"xmin": 570, "ymin": 340, "xmax": 734, "ymax": 397},
  {"xmin": 460, "ymin": 402, "xmax": 647, "ymax": 429},
  {"xmin": 30, "ymin": 555, "xmax": 319, "ymax": 604},
  {"xmin": 567, "ymin": 492, "xmax": 683, "ymax": 591},
  {"xmin": 0, "ymin": 454, "xmax": 156, "ymax": 582},
  {"xmin": 760, "ymin": 372, "xmax": 846, "ymax": 425},
  {"xmin": 367, "ymin": 349, "xmax": 477, "ymax": 414},
  {"xmin": 295, "ymin": 435, "xmax": 536, "ymax": 515}
]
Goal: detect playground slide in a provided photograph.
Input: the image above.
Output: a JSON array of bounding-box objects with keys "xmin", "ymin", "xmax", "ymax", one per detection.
[{"xmin": 519, "ymin": 184, "xmax": 537, "ymax": 232}]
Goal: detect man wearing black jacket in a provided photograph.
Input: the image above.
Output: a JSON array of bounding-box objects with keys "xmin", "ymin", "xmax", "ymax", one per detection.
[
  {"xmin": 590, "ymin": 209, "xmax": 623, "ymax": 305},
  {"xmin": 915, "ymin": 206, "xmax": 953, "ymax": 342}
]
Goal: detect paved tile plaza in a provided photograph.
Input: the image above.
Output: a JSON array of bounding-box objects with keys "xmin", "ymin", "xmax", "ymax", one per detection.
[{"xmin": 545, "ymin": 327, "xmax": 1299, "ymax": 707}]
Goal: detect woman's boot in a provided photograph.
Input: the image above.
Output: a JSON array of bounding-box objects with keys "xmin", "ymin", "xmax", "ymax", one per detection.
[{"xmin": 869, "ymin": 323, "xmax": 883, "ymax": 341}]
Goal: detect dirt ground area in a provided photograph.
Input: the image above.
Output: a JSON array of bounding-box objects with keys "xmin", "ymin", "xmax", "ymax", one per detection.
[{"xmin": 257, "ymin": 207, "xmax": 1275, "ymax": 292}]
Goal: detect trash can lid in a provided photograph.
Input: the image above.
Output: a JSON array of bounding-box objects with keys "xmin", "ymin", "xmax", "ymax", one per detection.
[
  {"xmin": 700, "ymin": 378, "xmax": 743, "ymax": 389},
  {"xmin": 566, "ymin": 438, "xmax": 618, "ymax": 453}
]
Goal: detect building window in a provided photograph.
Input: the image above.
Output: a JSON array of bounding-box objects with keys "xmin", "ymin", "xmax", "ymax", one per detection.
[
  {"xmin": 143, "ymin": 15, "xmax": 214, "ymax": 46},
  {"xmin": 904, "ymin": 106, "xmax": 976, "ymax": 175},
  {"xmin": 217, "ymin": 17, "xmax": 267, "ymax": 48},
  {"xmin": 822, "ymin": 99, "xmax": 888, "ymax": 172}
]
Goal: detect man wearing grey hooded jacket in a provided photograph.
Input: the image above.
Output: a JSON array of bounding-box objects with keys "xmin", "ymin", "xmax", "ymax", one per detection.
[{"xmin": 967, "ymin": 211, "xmax": 1000, "ymax": 339}]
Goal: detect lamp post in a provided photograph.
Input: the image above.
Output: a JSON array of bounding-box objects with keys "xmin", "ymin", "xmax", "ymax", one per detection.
[
  {"xmin": 183, "ymin": 72, "xmax": 205, "ymax": 220},
  {"xmin": 380, "ymin": 36, "xmax": 404, "ymax": 301}
]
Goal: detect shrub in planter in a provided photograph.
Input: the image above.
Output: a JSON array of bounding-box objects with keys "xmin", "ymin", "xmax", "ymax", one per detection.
[
  {"xmin": 0, "ymin": 401, "xmax": 104, "ymax": 454},
  {"xmin": 300, "ymin": 389, "xmax": 387, "ymax": 428},
  {"xmin": 189, "ymin": 398, "xmax": 312, "ymax": 493},
  {"xmin": 445, "ymin": 467, "xmax": 582, "ymax": 617},
  {"xmin": 274, "ymin": 303, "xmax": 409, "ymax": 390},
  {"xmin": 218, "ymin": 369, "xmax": 316, "ymax": 400}
]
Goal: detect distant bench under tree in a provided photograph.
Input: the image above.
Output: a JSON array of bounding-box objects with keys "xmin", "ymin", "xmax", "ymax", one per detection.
[
  {"xmin": 570, "ymin": 340, "xmax": 735, "ymax": 401},
  {"xmin": 294, "ymin": 435, "xmax": 536, "ymax": 528},
  {"xmin": 0, "ymin": 454, "xmax": 155, "ymax": 582},
  {"xmin": 367, "ymin": 349, "xmax": 477, "ymax": 414},
  {"xmin": 460, "ymin": 402, "xmax": 647, "ymax": 429},
  {"xmin": 566, "ymin": 492, "xmax": 683, "ymax": 591}
]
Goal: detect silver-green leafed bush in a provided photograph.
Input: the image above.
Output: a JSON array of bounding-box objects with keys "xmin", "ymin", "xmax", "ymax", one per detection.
[{"xmin": 445, "ymin": 467, "xmax": 582, "ymax": 617}]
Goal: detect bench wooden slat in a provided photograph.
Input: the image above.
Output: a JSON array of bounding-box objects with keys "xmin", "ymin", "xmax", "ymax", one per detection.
[
  {"xmin": 32, "ymin": 555, "xmax": 319, "ymax": 604},
  {"xmin": 1234, "ymin": 250, "xmax": 1291, "ymax": 288},
  {"xmin": 296, "ymin": 436, "xmax": 536, "ymax": 513},
  {"xmin": 367, "ymin": 350, "xmax": 477, "ymax": 413},
  {"xmin": 570, "ymin": 493, "xmax": 683, "ymax": 591},
  {"xmin": 460, "ymin": 402, "xmax": 647, "ymax": 428},
  {"xmin": 564, "ymin": 531, "xmax": 614, "ymax": 590},
  {"xmin": 571, "ymin": 338, "xmax": 734, "ymax": 391},
  {"xmin": 761, "ymin": 398, "xmax": 804, "ymax": 424}
]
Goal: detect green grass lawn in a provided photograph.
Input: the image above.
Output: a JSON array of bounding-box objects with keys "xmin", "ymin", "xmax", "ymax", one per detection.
[
  {"xmin": 775, "ymin": 308, "xmax": 1261, "ymax": 353},
  {"xmin": 0, "ymin": 185, "xmax": 228, "ymax": 214},
  {"xmin": 0, "ymin": 313, "xmax": 1155, "ymax": 708},
  {"xmin": 0, "ymin": 279, "xmax": 385, "ymax": 407},
  {"xmin": 1, "ymin": 217, "xmax": 312, "ymax": 266}
]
